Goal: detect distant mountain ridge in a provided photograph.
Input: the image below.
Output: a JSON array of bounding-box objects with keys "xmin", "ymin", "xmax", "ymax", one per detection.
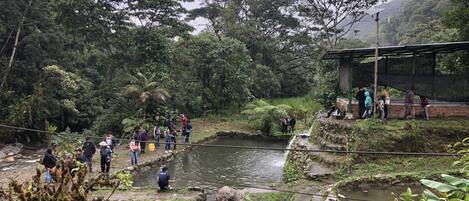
[{"xmin": 343, "ymin": 0, "xmax": 405, "ymax": 43}]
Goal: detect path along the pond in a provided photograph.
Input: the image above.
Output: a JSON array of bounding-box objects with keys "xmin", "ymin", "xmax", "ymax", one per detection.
[{"xmin": 0, "ymin": 118, "xmax": 253, "ymax": 190}]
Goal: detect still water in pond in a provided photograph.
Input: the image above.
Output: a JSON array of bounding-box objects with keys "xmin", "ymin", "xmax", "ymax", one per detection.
[
  {"xmin": 343, "ymin": 185, "xmax": 424, "ymax": 201},
  {"xmin": 133, "ymin": 136, "xmax": 288, "ymax": 191}
]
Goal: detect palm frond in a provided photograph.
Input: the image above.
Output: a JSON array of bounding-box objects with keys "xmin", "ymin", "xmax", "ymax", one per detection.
[
  {"xmin": 122, "ymin": 85, "xmax": 141, "ymax": 97},
  {"xmin": 143, "ymin": 81, "xmax": 159, "ymax": 91}
]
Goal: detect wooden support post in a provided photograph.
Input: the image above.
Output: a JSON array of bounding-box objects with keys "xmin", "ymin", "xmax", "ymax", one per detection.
[
  {"xmin": 412, "ymin": 52, "xmax": 416, "ymax": 88},
  {"xmin": 347, "ymin": 56, "xmax": 353, "ymax": 117},
  {"xmin": 432, "ymin": 53, "xmax": 436, "ymax": 100}
]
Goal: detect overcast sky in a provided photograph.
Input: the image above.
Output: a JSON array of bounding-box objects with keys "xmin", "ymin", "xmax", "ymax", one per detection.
[
  {"xmin": 181, "ymin": 1, "xmax": 209, "ymax": 34},
  {"xmin": 179, "ymin": 0, "xmax": 389, "ymax": 35}
]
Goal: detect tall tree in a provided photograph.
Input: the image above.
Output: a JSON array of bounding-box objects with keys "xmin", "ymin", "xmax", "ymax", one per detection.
[
  {"xmin": 297, "ymin": 0, "xmax": 379, "ymax": 48},
  {"xmin": 171, "ymin": 33, "xmax": 252, "ymax": 114},
  {"xmin": 443, "ymin": 0, "xmax": 469, "ymax": 41}
]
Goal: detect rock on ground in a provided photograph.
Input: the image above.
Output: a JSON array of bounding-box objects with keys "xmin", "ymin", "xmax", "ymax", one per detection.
[{"xmin": 215, "ymin": 186, "xmax": 241, "ymax": 201}]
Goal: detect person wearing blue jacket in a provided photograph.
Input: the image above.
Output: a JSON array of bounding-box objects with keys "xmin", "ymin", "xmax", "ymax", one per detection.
[{"xmin": 363, "ymin": 91, "xmax": 372, "ymax": 119}]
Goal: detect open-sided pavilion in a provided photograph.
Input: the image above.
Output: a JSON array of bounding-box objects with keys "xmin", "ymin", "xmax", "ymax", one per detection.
[{"xmin": 322, "ymin": 41, "xmax": 469, "ymax": 118}]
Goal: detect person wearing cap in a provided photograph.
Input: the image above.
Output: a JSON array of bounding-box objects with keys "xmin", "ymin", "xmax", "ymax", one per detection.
[
  {"xmin": 157, "ymin": 166, "xmax": 171, "ymax": 190},
  {"xmin": 82, "ymin": 137, "xmax": 96, "ymax": 172},
  {"xmin": 99, "ymin": 141, "xmax": 112, "ymax": 173}
]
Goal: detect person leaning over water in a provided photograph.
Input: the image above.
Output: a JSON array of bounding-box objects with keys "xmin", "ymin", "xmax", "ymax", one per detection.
[{"xmin": 157, "ymin": 166, "xmax": 171, "ymax": 191}]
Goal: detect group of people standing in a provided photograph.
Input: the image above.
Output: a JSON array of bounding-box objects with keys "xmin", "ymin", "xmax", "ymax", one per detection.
[
  {"xmin": 356, "ymin": 85, "xmax": 430, "ymax": 120},
  {"xmin": 129, "ymin": 114, "xmax": 192, "ymax": 166},
  {"xmin": 41, "ymin": 132, "xmax": 117, "ymax": 184},
  {"xmin": 41, "ymin": 114, "xmax": 193, "ymax": 185},
  {"xmin": 281, "ymin": 115, "xmax": 296, "ymax": 134}
]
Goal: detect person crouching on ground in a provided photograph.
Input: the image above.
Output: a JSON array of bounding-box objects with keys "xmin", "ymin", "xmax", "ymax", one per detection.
[
  {"xmin": 157, "ymin": 167, "xmax": 171, "ymax": 191},
  {"xmin": 129, "ymin": 137, "xmax": 140, "ymax": 166},
  {"xmin": 99, "ymin": 141, "xmax": 112, "ymax": 173}
]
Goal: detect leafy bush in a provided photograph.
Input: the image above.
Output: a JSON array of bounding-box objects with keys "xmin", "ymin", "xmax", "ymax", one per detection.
[
  {"xmin": 242, "ymin": 100, "xmax": 290, "ymax": 135},
  {"xmin": 393, "ymin": 174, "xmax": 469, "ymax": 201},
  {"xmin": 268, "ymin": 96, "xmax": 322, "ymax": 123},
  {"xmin": 394, "ymin": 138, "xmax": 469, "ymax": 201}
]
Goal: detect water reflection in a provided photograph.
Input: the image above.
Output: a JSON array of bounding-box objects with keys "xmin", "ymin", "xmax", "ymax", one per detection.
[{"xmin": 133, "ymin": 136, "xmax": 287, "ymax": 192}]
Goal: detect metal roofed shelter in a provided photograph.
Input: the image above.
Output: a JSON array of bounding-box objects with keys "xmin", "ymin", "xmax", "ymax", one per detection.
[{"xmin": 322, "ymin": 41, "xmax": 469, "ymax": 116}]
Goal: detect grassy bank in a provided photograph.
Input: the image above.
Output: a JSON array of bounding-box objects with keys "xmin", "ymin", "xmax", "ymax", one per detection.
[
  {"xmin": 190, "ymin": 115, "xmax": 254, "ymax": 142},
  {"xmin": 350, "ymin": 118, "xmax": 469, "ymax": 153}
]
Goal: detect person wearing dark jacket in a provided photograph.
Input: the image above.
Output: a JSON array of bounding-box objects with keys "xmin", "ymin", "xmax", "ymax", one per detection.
[
  {"xmin": 139, "ymin": 129, "xmax": 148, "ymax": 154},
  {"xmin": 75, "ymin": 148, "xmax": 87, "ymax": 164},
  {"xmin": 356, "ymin": 87, "xmax": 366, "ymax": 119},
  {"xmin": 184, "ymin": 121, "xmax": 192, "ymax": 144},
  {"xmin": 157, "ymin": 167, "xmax": 171, "ymax": 190},
  {"xmin": 289, "ymin": 115, "xmax": 296, "ymax": 133},
  {"xmin": 82, "ymin": 137, "xmax": 96, "ymax": 172},
  {"xmin": 99, "ymin": 141, "xmax": 112, "ymax": 173},
  {"xmin": 42, "ymin": 148, "xmax": 56, "ymax": 184}
]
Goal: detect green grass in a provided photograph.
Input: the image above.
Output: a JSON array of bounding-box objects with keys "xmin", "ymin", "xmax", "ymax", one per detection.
[
  {"xmin": 354, "ymin": 118, "xmax": 469, "ymax": 132},
  {"xmin": 334, "ymin": 156, "xmax": 458, "ymax": 181},
  {"xmin": 349, "ymin": 118, "xmax": 469, "ymax": 153},
  {"xmin": 191, "ymin": 115, "xmax": 254, "ymax": 143}
]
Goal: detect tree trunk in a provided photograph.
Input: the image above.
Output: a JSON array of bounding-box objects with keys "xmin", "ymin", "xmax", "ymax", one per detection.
[
  {"xmin": 45, "ymin": 118, "xmax": 50, "ymax": 147},
  {"xmin": 0, "ymin": 0, "xmax": 33, "ymax": 95}
]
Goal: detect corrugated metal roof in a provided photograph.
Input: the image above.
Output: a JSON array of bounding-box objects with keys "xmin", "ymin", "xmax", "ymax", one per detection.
[{"xmin": 322, "ymin": 41, "xmax": 469, "ymax": 60}]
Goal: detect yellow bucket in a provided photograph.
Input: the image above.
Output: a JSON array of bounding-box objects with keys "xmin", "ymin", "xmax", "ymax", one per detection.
[{"xmin": 148, "ymin": 143, "xmax": 155, "ymax": 152}]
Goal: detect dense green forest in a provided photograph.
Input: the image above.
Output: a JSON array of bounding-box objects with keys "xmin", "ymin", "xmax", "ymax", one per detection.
[{"xmin": 0, "ymin": 0, "xmax": 467, "ymax": 143}]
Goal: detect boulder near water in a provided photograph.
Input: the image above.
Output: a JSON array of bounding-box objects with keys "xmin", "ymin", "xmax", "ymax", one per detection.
[{"xmin": 215, "ymin": 186, "xmax": 241, "ymax": 201}]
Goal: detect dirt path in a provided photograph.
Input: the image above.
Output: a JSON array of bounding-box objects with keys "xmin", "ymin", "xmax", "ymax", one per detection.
[
  {"xmin": 0, "ymin": 117, "xmax": 254, "ymax": 200},
  {"xmin": 90, "ymin": 188, "xmax": 203, "ymax": 201}
]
